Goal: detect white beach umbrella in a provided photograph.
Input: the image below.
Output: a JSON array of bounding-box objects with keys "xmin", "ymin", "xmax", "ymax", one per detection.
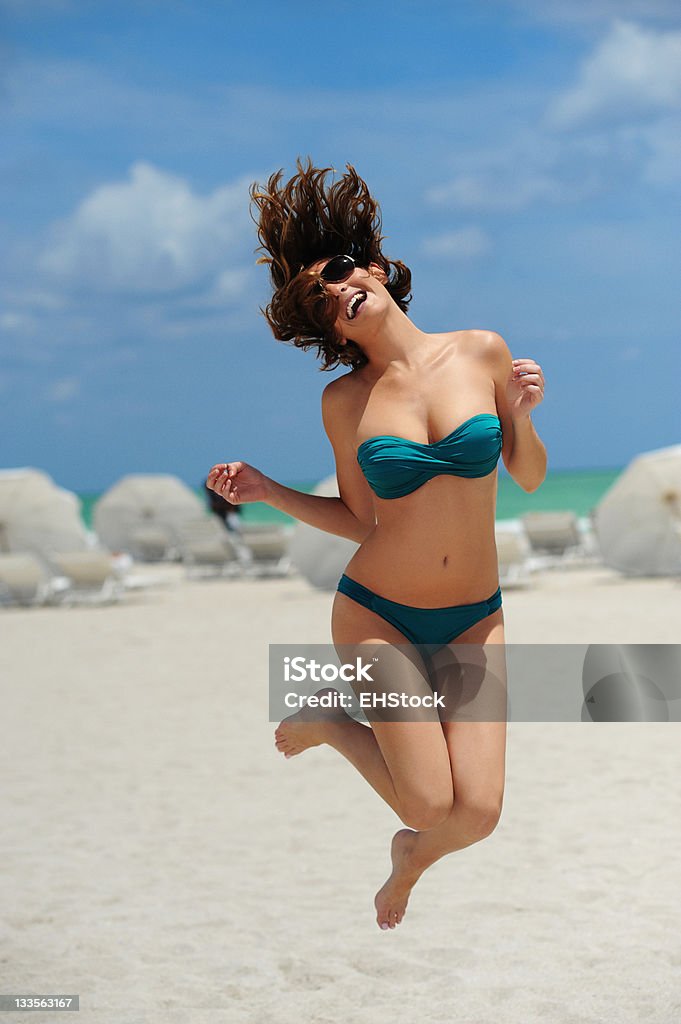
[
  {"xmin": 0, "ymin": 467, "xmax": 89, "ymax": 556},
  {"xmin": 94, "ymin": 474, "xmax": 206, "ymax": 555},
  {"xmin": 289, "ymin": 475, "xmax": 359, "ymax": 590},
  {"xmin": 593, "ymin": 444, "xmax": 681, "ymax": 576}
]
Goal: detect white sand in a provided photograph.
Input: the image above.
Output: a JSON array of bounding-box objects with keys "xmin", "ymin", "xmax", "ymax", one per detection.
[{"xmin": 1, "ymin": 564, "xmax": 680, "ymax": 1023}]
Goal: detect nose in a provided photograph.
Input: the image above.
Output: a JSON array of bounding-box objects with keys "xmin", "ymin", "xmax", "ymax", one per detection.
[{"xmin": 323, "ymin": 280, "xmax": 349, "ymax": 300}]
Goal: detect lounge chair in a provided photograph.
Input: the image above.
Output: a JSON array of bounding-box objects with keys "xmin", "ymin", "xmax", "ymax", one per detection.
[
  {"xmin": 128, "ymin": 525, "xmax": 177, "ymax": 563},
  {"xmin": 520, "ymin": 511, "xmax": 595, "ymax": 568},
  {"xmin": 237, "ymin": 524, "xmax": 292, "ymax": 577},
  {"xmin": 0, "ymin": 553, "xmax": 51, "ymax": 607},
  {"xmin": 174, "ymin": 517, "xmax": 247, "ymax": 579},
  {"xmin": 45, "ymin": 551, "xmax": 124, "ymax": 605}
]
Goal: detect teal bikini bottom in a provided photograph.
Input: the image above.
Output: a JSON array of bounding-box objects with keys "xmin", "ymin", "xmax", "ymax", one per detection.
[{"xmin": 336, "ymin": 574, "xmax": 502, "ymax": 652}]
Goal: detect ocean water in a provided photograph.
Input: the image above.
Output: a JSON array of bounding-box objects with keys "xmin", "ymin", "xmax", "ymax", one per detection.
[{"xmin": 78, "ymin": 467, "xmax": 621, "ymax": 529}]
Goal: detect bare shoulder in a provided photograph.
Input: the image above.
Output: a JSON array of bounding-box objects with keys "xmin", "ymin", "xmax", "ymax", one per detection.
[
  {"xmin": 451, "ymin": 329, "xmax": 512, "ymax": 375},
  {"xmin": 322, "ymin": 369, "xmax": 361, "ymax": 413},
  {"xmin": 322, "ymin": 369, "xmax": 356, "ymax": 400},
  {"xmin": 321, "ymin": 370, "xmax": 362, "ymax": 441},
  {"xmin": 450, "ymin": 328, "xmax": 511, "ymax": 359}
]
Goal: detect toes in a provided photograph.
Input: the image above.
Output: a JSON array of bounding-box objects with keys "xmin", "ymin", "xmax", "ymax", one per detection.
[
  {"xmin": 275, "ymin": 738, "xmax": 299, "ymax": 758},
  {"xmin": 275, "ymin": 728, "xmax": 292, "ymax": 749},
  {"xmin": 376, "ymin": 905, "xmax": 404, "ymax": 929},
  {"xmin": 376, "ymin": 907, "xmax": 392, "ymax": 930}
]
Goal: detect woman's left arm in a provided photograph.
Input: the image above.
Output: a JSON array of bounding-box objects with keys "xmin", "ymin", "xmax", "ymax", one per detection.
[{"xmin": 482, "ymin": 331, "xmax": 548, "ymax": 493}]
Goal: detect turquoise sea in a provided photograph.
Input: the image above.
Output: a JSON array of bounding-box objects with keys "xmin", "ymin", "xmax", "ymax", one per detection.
[{"xmin": 77, "ymin": 468, "xmax": 621, "ymax": 529}]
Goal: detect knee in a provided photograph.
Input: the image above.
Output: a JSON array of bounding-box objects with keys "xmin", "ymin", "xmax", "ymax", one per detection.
[
  {"xmin": 400, "ymin": 794, "xmax": 454, "ymax": 832},
  {"xmin": 458, "ymin": 795, "xmax": 504, "ymax": 842}
]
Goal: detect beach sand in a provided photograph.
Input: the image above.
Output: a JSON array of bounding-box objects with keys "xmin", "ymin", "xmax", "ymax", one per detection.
[{"xmin": 2, "ymin": 564, "xmax": 680, "ymax": 1023}]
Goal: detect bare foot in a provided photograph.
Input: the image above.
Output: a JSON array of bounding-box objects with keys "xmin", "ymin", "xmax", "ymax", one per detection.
[
  {"xmin": 274, "ymin": 688, "xmax": 344, "ymax": 759},
  {"xmin": 374, "ymin": 828, "xmax": 422, "ymax": 930}
]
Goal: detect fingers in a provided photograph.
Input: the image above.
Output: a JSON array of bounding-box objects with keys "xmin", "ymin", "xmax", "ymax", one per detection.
[
  {"xmin": 512, "ymin": 358, "xmax": 539, "ymax": 368},
  {"xmin": 206, "ymin": 462, "xmax": 240, "ymax": 501},
  {"xmin": 207, "ymin": 462, "xmax": 230, "ymax": 483},
  {"xmin": 512, "ymin": 358, "xmax": 542, "ymax": 374},
  {"xmin": 217, "ymin": 473, "xmax": 239, "ymax": 503},
  {"xmin": 208, "ymin": 461, "xmax": 241, "ymax": 481},
  {"xmin": 512, "ymin": 358, "xmax": 544, "ymax": 391}
]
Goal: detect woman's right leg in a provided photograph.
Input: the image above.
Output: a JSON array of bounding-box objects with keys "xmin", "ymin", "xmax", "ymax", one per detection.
[{"xmin": 275, "ymin": 591, "xmax": 454, "ymax": 831}]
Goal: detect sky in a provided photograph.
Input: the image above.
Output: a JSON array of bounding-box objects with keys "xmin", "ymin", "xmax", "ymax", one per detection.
[{"xmin": 1, "ymin": 0, "xmax": 680, "ymax": 492}]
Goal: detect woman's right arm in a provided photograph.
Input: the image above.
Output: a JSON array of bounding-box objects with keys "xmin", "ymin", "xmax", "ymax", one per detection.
[
  {"xmin": 264, "ymin": 479, "xmax": 371, "ymax": 542},
  {"xmin": 206, "ymin": 379, "xmax": 376, "ymax": 543}
]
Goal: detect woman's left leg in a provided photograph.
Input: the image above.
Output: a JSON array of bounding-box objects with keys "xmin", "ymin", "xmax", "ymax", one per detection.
[{"xmin": 374, "ymin": 606, "xmax": 507, "ymax": 929}]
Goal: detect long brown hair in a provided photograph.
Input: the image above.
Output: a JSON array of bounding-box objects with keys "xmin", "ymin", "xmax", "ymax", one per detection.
[{"xmin": 250, "ymin": 158, "xmax": 412, "ymax": 371}]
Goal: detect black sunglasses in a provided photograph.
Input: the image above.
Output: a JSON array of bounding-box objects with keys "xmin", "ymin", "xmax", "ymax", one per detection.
[{"xmin": 318, "ymin": 254, "xmax": 358, "ymax": 284}]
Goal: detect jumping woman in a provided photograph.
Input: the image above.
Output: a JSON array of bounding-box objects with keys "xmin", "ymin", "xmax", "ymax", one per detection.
[{"xmin": 207, "ymin": 160, "xmax": 547, "ymax": 930}]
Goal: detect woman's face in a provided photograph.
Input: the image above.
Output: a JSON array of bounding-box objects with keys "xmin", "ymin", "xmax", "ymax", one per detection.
[{"xmin": 304, "ymin": 257, "xmax": 390, "ymax": 340}]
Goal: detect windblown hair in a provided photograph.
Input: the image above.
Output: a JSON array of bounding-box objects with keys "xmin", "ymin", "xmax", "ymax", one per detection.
[{"xmin": 250, "ymin": 158, "xmax": 412, "ymax": 371}]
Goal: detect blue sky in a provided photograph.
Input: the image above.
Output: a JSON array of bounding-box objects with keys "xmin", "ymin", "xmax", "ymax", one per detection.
[{"xmin": 1, "ymin": 0, "xmax": 680, "ymax": 491}]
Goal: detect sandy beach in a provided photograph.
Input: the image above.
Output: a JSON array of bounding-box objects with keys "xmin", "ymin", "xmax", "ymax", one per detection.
[{"xmin": 2, "ymin": 564, "xmax": 680, "ymax": 1023}]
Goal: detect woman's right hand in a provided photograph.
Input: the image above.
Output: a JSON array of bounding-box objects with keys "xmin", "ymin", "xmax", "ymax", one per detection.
[{"xmin": 206, "ymin": 461, "xmax": 271, "ymax": 505}]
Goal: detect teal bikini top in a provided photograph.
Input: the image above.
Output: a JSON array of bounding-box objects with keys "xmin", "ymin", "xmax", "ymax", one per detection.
[{"xmin": 357, "ymin": 412, "xmax": 502, "ymax": 500}]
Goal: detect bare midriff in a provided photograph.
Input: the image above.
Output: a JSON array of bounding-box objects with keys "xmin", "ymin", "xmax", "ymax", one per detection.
[
  {"xmin": 343, "ymin": 472, "xmax": 500, "ymax": 606},
  {"xmin": 340, "ymin": 331, "xmax": 502, "ymax": 607}
]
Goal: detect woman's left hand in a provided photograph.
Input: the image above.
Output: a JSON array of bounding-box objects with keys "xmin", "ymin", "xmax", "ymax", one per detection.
[{"xmin": 507, "ymin": 358, "xmax": 545, "ymax": 420}]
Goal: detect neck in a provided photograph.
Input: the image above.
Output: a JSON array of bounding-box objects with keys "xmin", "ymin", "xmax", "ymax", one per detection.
[{"xmin": 352, "ymin": 303, "xmax": 429, "ymax": 377}]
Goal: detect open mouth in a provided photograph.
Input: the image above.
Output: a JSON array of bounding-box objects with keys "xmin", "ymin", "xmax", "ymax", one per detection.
[{"xmin": 345, "ymin": 291, "xmax": 367, "ymax": 321}]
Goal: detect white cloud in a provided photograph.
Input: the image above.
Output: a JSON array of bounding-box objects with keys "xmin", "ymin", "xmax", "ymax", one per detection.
[
  {"xmin": 424, "ymin": 132, "xmax": 605, "ymax": 214},
  {"xmin": 40, "ymin": 162, "xmax": 254, "ymax": 294},
  {"xmin": 0, "ymin": 311, "xmax": 36, "ymax": 333},
  {"xmin": 547, "ymin": 20, "xmax": 681, "ymax": 129},
  {"xmin": 421, "ymin": 227, "xmax": 491, "ymax": 260},
  {"xmin": 206, "ymin": 268, "xmax": 252, "ymax": 305},
  {"xmin": 47, "ymin": 377, "xmax": 80, "ymax": 402},
  {"xmin": 414, "ymin": 21, "xmax": 681, "ymax": 204},
  {"xmin": 2, "ymin": 287, "xmax": 67, "ymax": 312},
  {"xmin": 426, "ymin": 172, "xmax": 569, "ymax": 212}
]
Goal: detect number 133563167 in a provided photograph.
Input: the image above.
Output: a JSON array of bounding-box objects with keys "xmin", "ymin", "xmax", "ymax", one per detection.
[{"xmin": 0, "ymin": 994, "xmax": 80, "ymax": 1011}]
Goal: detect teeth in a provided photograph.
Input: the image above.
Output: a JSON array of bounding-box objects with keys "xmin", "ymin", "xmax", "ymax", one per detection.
[{"xmin": 346, "ymin": 292, "xmax": 366, "ymax": 320}]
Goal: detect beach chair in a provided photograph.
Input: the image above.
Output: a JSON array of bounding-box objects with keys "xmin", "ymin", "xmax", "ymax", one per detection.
[
  {"xmin": 0, "ymin": 553, "xmax": 52, "ymax": 607},
  {"xmin": 238, "ymin": 524, "xmax": 292, "ymax": 577},
  {"xmin": 494, "ymin": 529, "xmax": 534, "ymax": 587},
  {"xmin": 45, "ymin": 551, "xmax": 124, "ymax": 605},
  {"xmin": 128, "ymin": 525, "xmax": 177, "ymax": 563},
  {"xmin": 520, "ymin": 511, "xmax": 591, "ymax": 568},
  {"xmin": 174, "ymin": 517, "xmax": 247, "ymax": 579}
]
